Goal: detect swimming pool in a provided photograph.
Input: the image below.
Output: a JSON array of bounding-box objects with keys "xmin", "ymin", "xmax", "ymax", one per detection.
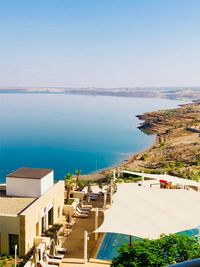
[
  {"xmin": 96, "ymin": 229, "xmax": 200, "ymax": 261},
  {"xmin": 97, "ymin": 233, "xmax": 140, "ymax": 260}
]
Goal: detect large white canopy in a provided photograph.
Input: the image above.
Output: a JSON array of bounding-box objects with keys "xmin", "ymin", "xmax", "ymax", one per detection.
[
  {"xmin": 95, "ymin": 184, "xmax": 200, "ymax": 239},
  {"xmin": 122, "ymin": 171, "xmax": 200, "ymax": 188}
]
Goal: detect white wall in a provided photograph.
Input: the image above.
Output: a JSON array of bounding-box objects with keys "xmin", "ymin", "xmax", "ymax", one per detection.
[
  {"xmin": 21, "ymin": 181, "xmax": 64, "ymax": 254},
  {"xmin": 6, "ymin": 171, "xmax": 54, "ymax": 198},
  {"xmin": 6, "ymin": 177, "xmax": 41, "ymax": 197},
  {"xmin": 40, "ymin": 172, "xmax": 54, "ymax": 195}
]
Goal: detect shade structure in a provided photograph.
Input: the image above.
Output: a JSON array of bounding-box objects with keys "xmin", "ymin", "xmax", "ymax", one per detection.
[
  {"xmin": 123, "ymin": 171, "xmax": 200, "ymax": 188},
  {"xmin": 95, "ymin": 184, "xmax": 200, "ymax": 239}
]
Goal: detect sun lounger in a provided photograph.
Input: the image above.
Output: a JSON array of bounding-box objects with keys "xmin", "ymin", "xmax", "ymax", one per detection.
[
  {"xmin": 82, "ymin": 204, "xmax": 92, "ymax": 209},
  {"xmin": 56, "ymin": 247, "xmax": 67, "ymax": 254},
  {"xmin": 80, "ymin": 206, "xmax": 91, "ymax": 211},
  {"xmin": 91, "ymin": 192, "xmax": 99, "ymax": 196},
  {"xmin": 47, "ymin": 252, "xmax": 64, "ymax": 260},
  {"xmin": 76, "ymin": 207, "xmax": 89, "ymax": 214},
  {"xmin": 90, "ymin": 195, "xmax": 98, "ymax": 200},
  {"xmin": 44, "ymin": 253, "xmax": 62, "ymax": 266},
  {"xmin": 74, "ymin": 210, "xmax": 88, "ymax": 218}
]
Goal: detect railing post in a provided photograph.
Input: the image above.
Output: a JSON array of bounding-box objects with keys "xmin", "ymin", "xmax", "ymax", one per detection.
[
  {"xmin": 84, "ymin": 231, "xmax": 88, "ymax": 264},
  {"xmin": 103, "ymin": 193, "xmax": 107, "ymax": 210},
  {"xmin": 110, "ymin": 179, "xmax": 113, "ymax": 206},
  {"xmin": 141, "ymin": 170, "xmax": 144, "ymax": 186},
  {"xmin": 14, "ymin": 245, "xmax": 17, "ymax": 267},
  {"xmin": 95, "ymin": 208, "xmax": 99, "ymax": 240}
]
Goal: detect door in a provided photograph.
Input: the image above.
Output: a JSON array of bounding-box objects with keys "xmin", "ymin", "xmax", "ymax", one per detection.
[
  {"xmin": 41, "ymin": 216, "xmax": 46, "ymax": 234},
  {"xmin": 9, "ymin": 234, "xmax": 19, "ymax": 256},
  {"xmin": 48, "ymin": 208, "xmax": 53, "ymax": 226}
]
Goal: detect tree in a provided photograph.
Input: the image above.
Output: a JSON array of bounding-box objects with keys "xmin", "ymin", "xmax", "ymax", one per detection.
[
  {"xmin": 64, "ymin": 173, "xmax": 73, "ymax": 202},
  {"xmin": 111, "ymin": 234, "xmax": 200, "ymax": 267},
  {"xmin": 75, "ymin": 169, "xmax": 81, "ymax": 189}
]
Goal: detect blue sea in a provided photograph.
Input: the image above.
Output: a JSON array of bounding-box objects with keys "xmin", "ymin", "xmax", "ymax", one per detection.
[{"xmin": 0, "ymin": 93, "xmax": 183, "ymax": 182}]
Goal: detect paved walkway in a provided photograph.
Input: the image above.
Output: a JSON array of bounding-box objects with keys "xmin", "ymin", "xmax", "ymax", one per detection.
[{"xmin": 60, "ymin": 195, "xmax": 110, "ymax": 266}]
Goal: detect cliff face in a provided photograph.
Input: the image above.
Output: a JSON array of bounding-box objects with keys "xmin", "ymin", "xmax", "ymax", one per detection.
[
  {"xmin": 138, "ymin": 101, "xmax": 200, "ymax": 134},
  {"xmin": 125, "ymin": 102, "xmax": 200, "ymax": 180}
]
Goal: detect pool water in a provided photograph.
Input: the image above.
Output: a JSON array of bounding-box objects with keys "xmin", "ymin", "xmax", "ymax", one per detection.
[
  {"xmin": 97, "ymin": 229, "xmax": 200, "ymax": 261},
  {"xmin": 97, "ymin": 233, "xmax": 140, "ymax": 260}
]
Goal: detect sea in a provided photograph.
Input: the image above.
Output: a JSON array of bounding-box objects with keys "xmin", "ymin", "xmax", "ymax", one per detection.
[{"xmin": 0, "ymin": 93, "xmax": 184, "ymax": 182}]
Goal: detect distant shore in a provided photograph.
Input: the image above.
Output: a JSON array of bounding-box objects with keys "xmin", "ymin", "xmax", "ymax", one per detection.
[
  {"xmin": 86, "ymin": 100, "xmax": 200, "ymax": 181},
  {"xmin": 1, "ymin": 87, "xmax": 200, "ymax": 101}
]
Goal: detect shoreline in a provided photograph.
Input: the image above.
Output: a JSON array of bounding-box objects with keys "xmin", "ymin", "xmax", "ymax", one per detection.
[
  {"xmin": 85, "ymin": 100, "xmax": 200, "ymax": 181},
  {"xmin": 0, "ymin": 87, "xmax": 200, "ymax": 101}
]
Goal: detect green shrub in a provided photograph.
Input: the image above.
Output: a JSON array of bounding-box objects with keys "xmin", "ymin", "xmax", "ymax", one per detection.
[
  {"xmin": 195, "ymin": 155, "xmax": 200, "ymax": 165},
  {"xmin": 140, "ymin": 153, "xmax": 148, "ymax": 161},
  {"xmin": 175, "ymin": 161, "xmax": 185, "ymax": 168},
  {"xmin": 44, "ymin": 223, "xmax": 62, "ymax": 239},
  {"xmin": 160, "ymin": 142, "xmax": 165, "ymax": 147},
  {"xmin": 112, "ymin": 234, "xmax": 200, "ymax": 267},
  {"xmin": 64, "ymin": 198, "xmax": 74, "ymax": 205}
]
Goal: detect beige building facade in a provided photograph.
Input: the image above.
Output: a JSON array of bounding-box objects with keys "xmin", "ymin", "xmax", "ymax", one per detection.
[{"xmin": 0, "ymin": 168, "xmax": 64, "ymax": 257}]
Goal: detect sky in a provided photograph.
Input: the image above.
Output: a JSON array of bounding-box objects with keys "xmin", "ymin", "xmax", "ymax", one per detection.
[{"xmin": 0, "ymin": 0, "xmax": 200, "ymax": 88}]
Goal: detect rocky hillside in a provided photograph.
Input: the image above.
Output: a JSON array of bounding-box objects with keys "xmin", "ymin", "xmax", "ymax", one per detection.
[{"xmin": 124, "ymin": 101, "xmax": 200, "ymax": 180}]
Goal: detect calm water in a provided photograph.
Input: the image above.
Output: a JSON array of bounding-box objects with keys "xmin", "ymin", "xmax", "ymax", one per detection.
[
  {"xmin": 97, "ymin": 229, "xmax": 200, "ymax": 260},
  {"xmin": 0, "ymin": 93, "xmax": 182, "ymax": 182}
]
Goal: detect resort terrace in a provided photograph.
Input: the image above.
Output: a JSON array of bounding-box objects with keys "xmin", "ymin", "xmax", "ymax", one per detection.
[{"xmin": 19, "ymin": 169, "xmax": 200, "ymax": 267}]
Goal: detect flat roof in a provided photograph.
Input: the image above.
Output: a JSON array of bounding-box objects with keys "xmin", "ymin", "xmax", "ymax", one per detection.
[
  {"xmin": 0, "ymin": 191, "xmax": 36, "ymax": 215},
  {"xmin": 7, "ymin": 167, "xmax": 53, "ymax": 179}
]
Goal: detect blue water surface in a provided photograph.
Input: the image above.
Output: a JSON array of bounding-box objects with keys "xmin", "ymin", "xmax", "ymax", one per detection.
[
  {"xmin": 97, "ymin": 229, "xmax": 200, "ymax": 261},
  {"xmin": 0, "ymin": 93, "xmax": 182, "ymax": 182}
]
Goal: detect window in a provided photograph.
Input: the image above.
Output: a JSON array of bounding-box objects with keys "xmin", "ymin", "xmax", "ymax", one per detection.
[
  {"xmin": 41, "ymin": 216, "xmax": 45, "ymax": 234},
  {"xmin": 48, "ymin": 208, "xmax": 53, "ymax": 226}
]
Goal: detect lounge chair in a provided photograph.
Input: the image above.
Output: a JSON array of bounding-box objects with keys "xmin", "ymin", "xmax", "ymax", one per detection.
[
  {"xmin": 56, "ymin": 247, "xmax": 67, "ymax": 254},
  {"xmin": 91, "ymin": 193, "xmax": 99, "ymax": 196},
  {"xmin": 74, "ymin": 210, "xmax": 88, "ymax": 218},
  {"xmin": 46, "ymin": 252, "xmax": 64, "ymax": 260},
  {"xmin": 76, "ymin": 207, "xmax": 89, "ymax": 214},
  {"xmin": 90, "ymin": 194, "xmax": 98, "ymax": 200},
  {"xmin": 43, "ymin": 253, "xmax": 62, "ymax": 266},
  {"xmin": 82, "ymin": 204, "xmax": 92, "ymax": 209},
  {"xmin": 80, "ymin": 206, "xmax": 91, "ymax": 212}
]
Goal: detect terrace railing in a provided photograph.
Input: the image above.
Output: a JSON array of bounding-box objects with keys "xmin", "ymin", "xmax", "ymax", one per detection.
[{"xmin": 169, "ymin": 258, "xmax": 200, "ymax": 267}]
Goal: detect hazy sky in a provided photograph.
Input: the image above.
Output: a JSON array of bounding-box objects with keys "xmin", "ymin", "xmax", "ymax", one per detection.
[{"xmin": 0, "ymin": 0, "xmax": 200, "ymax": 87}]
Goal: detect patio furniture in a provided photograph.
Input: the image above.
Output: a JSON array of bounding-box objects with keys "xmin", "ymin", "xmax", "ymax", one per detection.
[
  {"xmin": 46, "ymin": 252, "xmax": 64, "ymax": 260},
  {"xmin": 76, "ymin": 206, "xmax": 89, "ymax": 214},
  {"xmin": 43, "ymin": 253, "xmax": 62, "ymax": 266},
  {"xmin": 74, "ymin": 210, "xmax": 88, "ymax": 218},
  {"xmin": 80, "ymin": 206, "xmax": 91, "ymax": 212},
  {"xmin": 90, "ymin": 194, "xmax": 98, "ymax": 200},
  {"xmin": 82, "ymin": 204, "xmax": 92, "ymax": 209},
  {"xmin": 56, "ymin": 247, "xmax": 67, "ymax": 254}
]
